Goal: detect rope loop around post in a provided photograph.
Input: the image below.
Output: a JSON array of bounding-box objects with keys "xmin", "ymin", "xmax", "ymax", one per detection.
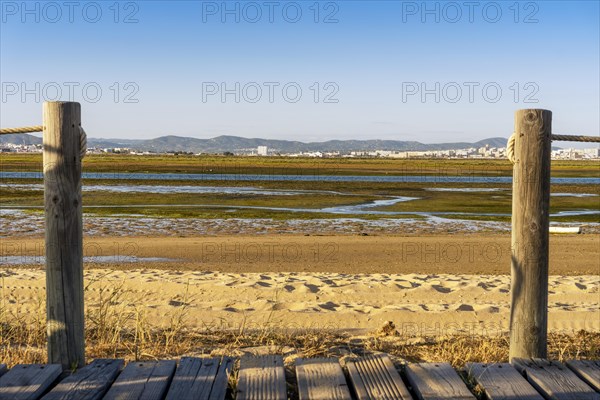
[
  {"xmin": 0, "ymin": 124, "xmax": 87, "ymax": 159},
  {"xmin": 507, "ymin": 132, "xmax": 599, "ymax": 164},
  {"xmin": 79, "ymin": 127, "xmax": 87, "ymax": 159},
  {"xmin": 507, "ymin": 133, "xmax": 517, "ymax": 164}
]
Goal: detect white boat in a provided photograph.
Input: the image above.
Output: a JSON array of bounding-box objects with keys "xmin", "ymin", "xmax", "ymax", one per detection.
[{"xmin": 549, "ymin": 226, "xmax": 581, "ymax": 234}]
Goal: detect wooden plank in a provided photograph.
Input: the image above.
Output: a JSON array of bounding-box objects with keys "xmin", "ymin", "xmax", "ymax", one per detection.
[
  {"xmin": 566, "ymin": 360, "xmax": 600, "ymax": 392},
  {"xmin": 466, "ymin": 362, "xmax": 544, "ymax": 400},
  {"xmin": 509, "ymin": 109, "xmax": 552, "ymax": 359},
  {"xmin": 208, "ymin": 357, "xmax": 233, "ymax": 400},
  {"xmin": 345, "ymin": 354, "xmax": 411, "ymax": 400},
  {"xmin": 0, "ymin": 364, "xmax": 62, "ymax": 400},
  {"xmin": 41, "ymin": 359, "xmax": 123, "ymax": 400},
  {"xmin": 43, "ymin": 101, "xmax": 85, "ymax": 369},
  {"xmin": 513, "ymin": 358, "xmax": 600, "ymax": 400},
  {"xmin": 236, "ymin": 355, "xmax": 287, "ymax": 400},
  {"xmin": 296, "ymin": 358, "xmax": 351, "ymax": 400},
  {"xmin": 164, "ymin": 357, "xmax": 223, "ymax": 400},
  {"xmin": 405, "ymin": 362, "xmax": 475, "ymax": 400},
  {"xmin": 103, "ymin": 360, "xmax": 176, "ymax": 400}
]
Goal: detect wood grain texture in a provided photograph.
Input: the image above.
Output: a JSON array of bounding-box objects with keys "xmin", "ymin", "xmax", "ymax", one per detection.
[
  {"xmin": 43, "ymin": 101, "xmax": 85, "ymax": 369},
  {"xmin": 103, "ymin": 360, "xmax": 176, "ymax": 400},
  {"xmin": 513, "ymin": 358, "xmax": 600, "ymax": 400},
  {"xmin": 509, "ymin": 109, "xmax": 552, "ymax": 360},
  {"xmin": 164, "ymin": 357, "xmax": 223, "ymax": 400},
  {"xmin": 0, "ymin": 364, "xmax": 62, "ymax": 400},
  {"xmin": 405, "ymin": 362, "xmax": 475, "ymax": 400},
  {"xmin": 209, "ymin": 357, "xmax": 233, "ymax": 400},
  {"xmin": 236, "ymin": 355, "xmax": 287, "ymax": 400},
  {"xmin": 296, "ymin": 358, "xmax": 351, "ymax": 400},
  {"xmin": 566, "ymin": 360, "xmax": 600, "ymax": 392},
  {"xmin": 346, "ymin": 354, "xmax": 411, "ymax": 400},
  {"xmin": 466, "ymin": 362, "xmax": 543, "ymax": 400},
  {"xmin": 41, "ymin": 359, "xmax": 123, "ymax": 400}
]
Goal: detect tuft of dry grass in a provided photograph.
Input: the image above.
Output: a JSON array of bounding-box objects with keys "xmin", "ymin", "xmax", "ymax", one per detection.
[{"xmin": 1, "ymin": 277, "xmax": 598, "ymax": 368}]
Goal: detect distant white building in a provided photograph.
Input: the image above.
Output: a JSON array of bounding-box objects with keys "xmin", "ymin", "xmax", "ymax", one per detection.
[
  {"xmin": 584, "ymin": 148, "xmax": 600, "ymax": 158},
  {"xmin": 257, "ymin": 145, "xmax": 268, "ymax": 156}
]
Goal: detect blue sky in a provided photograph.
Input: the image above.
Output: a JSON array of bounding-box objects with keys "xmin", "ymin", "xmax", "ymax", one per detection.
[{"xmin": 1, "ymin": 0, "xmax": 598, "ymax": 145}]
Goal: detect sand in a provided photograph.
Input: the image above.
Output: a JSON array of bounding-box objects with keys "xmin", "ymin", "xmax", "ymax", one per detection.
[
  {"xmin": 2, "ymin": 233, "xmax": 598, "ymax": 335},
  {"xmin": 1, "ymin": 269, "xmax": 598, "ymax": 335},
  {"xmin": 2, "ymin": 234, "xmax": 599, "ymax": 275}
]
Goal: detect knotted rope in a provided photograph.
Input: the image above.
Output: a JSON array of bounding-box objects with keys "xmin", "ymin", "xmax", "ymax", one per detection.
[{"xmin": 0, "ymin": 125, "xmax": 87, "ymax": 159}]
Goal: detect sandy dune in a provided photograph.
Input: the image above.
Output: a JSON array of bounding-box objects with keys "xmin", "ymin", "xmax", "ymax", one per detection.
[{"xmin": 2, "ymin": 269, "xmax": 598, "ymax": 335}]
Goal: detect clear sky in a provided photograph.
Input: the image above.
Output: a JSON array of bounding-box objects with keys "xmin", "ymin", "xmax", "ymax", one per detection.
[{"xmin": 1, "ymin": 0, "xmax": 598, "ymax": 145}]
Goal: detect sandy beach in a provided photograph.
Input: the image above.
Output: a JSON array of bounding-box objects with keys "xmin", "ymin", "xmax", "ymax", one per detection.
[
  {"xmin": 2, "ymin": 233, "xmax": 598, "ymax": 335},
  {"xmin": 2, "ymin": 268, "xmax": 598, "ymax": 335}
]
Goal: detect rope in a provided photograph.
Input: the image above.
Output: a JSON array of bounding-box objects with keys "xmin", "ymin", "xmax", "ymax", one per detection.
[
  {"xmin": 507, "ymin": 133, "xmax": 516, "ymax": 164},
  {"xmin": 0, "ymin": 125, "xmax": 87, "ymax": 159},
  {"xmin": 551, "ymin": 134, "xmax": 600, "ymax": 143},
  {"xmin": 0, "ymin": 125, "xmax": 43, "ymax": 134},
  {"xmin": 507, "ymin": 133, "xmax": 599, "ymax": 164},
  {"xmin": 79, "ymin": 127, "xmax": 87, "ymax": 160}
]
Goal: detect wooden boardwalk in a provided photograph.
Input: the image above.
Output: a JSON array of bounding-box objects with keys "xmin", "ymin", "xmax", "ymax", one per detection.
[{"xmin": 0, "ymin": 355, "xmax": 598, "ymax": 400}]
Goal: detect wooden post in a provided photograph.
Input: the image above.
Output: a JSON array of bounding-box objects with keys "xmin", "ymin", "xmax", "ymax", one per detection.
[
  {"xmin": 509, "ymin": 109, "xmax": 552, "ymax": 360},
  {"xmin": 43, "ymin": 101, "xmax": 85, "ymax": 369}
]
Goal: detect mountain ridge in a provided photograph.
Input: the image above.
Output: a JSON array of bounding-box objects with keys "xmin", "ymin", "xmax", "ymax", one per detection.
[{"xmin": 1, "ymin": 133, "xmax": 509, "ymax": 153}]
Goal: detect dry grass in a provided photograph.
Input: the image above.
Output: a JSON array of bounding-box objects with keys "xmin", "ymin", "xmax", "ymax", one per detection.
[
  {"xmin": 362, "ymin": 330, "xmax": 600, "ymax": 367},
  {"xmin": 1, "ymin": 279, "xmax": 598, "ymax": 368}
]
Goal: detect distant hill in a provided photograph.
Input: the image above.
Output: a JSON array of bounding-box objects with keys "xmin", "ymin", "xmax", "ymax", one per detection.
[
  {"xmin": 0, "ymin": 133, "xmax": 42, "ymax": 145},
  {"xmin": 1, "ymin": 133, "xmax": 510, "ymax": 153},
  {"xmin": 90, "ymin": 135, "xmax": 510, "ymax": 153}
]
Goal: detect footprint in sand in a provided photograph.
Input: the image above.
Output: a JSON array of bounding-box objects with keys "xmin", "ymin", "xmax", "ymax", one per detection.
[
  {"xmin": 318, "ymin": 301, "xmax": 339, "ymax": 311},
  {"xmin": 283, "ymin": 285, "xmax": 296, "ymax": 292},
  {"xmin": 396, "ymin": 281, "xmax": 421, "ymax": 289},
  {"xmin": 477, "ymin": 282, "xmax": 494, "ymax": 290},
  {"xmin": 456, "ymin": 304, "xmax": 475, "ymax": 312},
  {"xmin": 431, "ymin": 285, "xmax": 452, "ymax": 293},
  {"xmin": 254, "ymin": 281, "xmax": 271, "ymax": 288},
  {"xmin": 302, "ymin": 283, "xmax": 320, "ymax": 293}
]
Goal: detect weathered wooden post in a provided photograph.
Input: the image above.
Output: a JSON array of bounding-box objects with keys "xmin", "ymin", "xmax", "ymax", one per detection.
[
  {"xmin": 43, "ymin": 101, "xmax": 85, "ymax": 369},
  {"xmin": 509, "ymin": 109, "xmax": 552, "ymax": 360}
]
